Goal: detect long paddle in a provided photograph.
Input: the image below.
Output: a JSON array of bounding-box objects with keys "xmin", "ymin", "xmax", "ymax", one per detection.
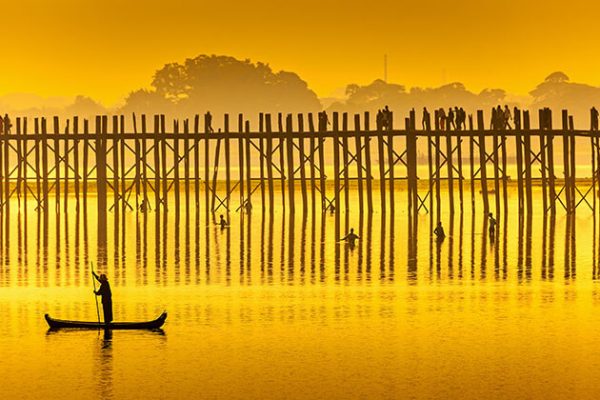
[{"xmin": 91, "ymin": 263, "xmax": 101, "ymax": 330}]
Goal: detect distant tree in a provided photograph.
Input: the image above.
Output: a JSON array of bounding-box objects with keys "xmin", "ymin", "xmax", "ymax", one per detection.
[
  {"xmin": 544, "ymin": 71, "xmax": 570, "ymax": 83},
  {"xmin": 124, "ymin": 55, "xmax": 321, "ymax": 117},
  {"xmin": 121, "ymin": 89, "xmax": 175, "ymax": 115},
  {"xmin": 65, "ymin": 95, "xmax": 106, "ymax": 116}
]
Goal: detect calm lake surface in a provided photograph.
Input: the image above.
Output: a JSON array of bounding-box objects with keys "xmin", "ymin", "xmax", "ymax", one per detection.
[{"xmin": 2, "ymin": 186, "xmax": 600, "ymax": 399}]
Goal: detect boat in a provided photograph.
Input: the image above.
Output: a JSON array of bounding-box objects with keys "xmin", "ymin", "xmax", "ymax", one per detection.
[{"xmin": 45, "ymin": 311, "xmax": 167, "ymax": 330}]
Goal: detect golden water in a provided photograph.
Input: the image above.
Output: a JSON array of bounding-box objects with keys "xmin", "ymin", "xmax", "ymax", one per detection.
[{"xmin": 1, "ymin": 187, "xmax": 600, "ymax": 399}]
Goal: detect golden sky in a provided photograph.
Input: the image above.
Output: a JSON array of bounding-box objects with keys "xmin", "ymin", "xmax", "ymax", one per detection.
[{"xmin": 2, "ymin": 0, "xmax": 598, "ymax": 105}]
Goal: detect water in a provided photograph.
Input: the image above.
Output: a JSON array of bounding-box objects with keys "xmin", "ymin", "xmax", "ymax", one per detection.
[{"xmin": 2, "ymin": 187, "xmax": 600, "ymax": 399}]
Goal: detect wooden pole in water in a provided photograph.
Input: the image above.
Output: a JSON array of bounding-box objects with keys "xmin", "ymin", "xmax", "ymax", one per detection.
[
  {"xmin": 500, "ymin": 128, "xmax": 508, "ymax": 213},
  {"xmin": 34, "ymin": 118, "xmax": 40, "ymax": 210},
  {"xmin": 183, "ymin": 119, "xmax": 190, "ymax": 213},
  {"xmin": 435, "ymin": 113, "xmax": 441, "ymax": 217},
  {"xmin": 278, "ymin": 113, "xmax": 286, "ymax": 209},
  {"xmin": 82, "ymin": 119, "xmax": 88, "ymax": 210},
  {"xmin": 477, "ymin": 110, "xmax": 489, "ymax": 214},
  {"xmin": 120, "ymin": 115, "xmax": 126, "ymax": 214},
  {"xmin": 286, "ymin": 114, "xmax": 295, "ymax": 213},
  {"xmin": 515, "ymin": 109, "xmax": 524, "ymax": 213},
  {"xmin": 22, "ymin": 118, "xmax": 29, "ymax": 213},
  {"xmin": 446, "ymin": 117, "xmax": 455, "ymax": 214},
  {"xmin": 238, "ymin": 114, "xmax": 245, "ymax": 210},
  {"xmin": 173, "ymin": 119, "xmax": 181, "ymax": 212},
  {"xmin": 468, "ymin": 115, "xmax": 475, "ymax": 210},
  {"xmin": 387, "ymin": 112, "xmax": 394, "ymax": 210},
  {"xmin": 160, "ymin": 115, "xmax": 168, "ymax": 212},
  {"xmin": 333, "ymin": 112, "xmax": 341, "ymax": 215},
  {"xmin": 203, "ymin": 114, "xmax": 210, "ymax": 218},
  {"xmin": 523, "ymin": 111, "xmax": 533, "ymax": 215},
  {"xmin": 141, "ymin": 115, "xmax": 148, "ymax": 208},
  {"xmin": 223, "ymin": 114, "xmax": 230, "ymax": 212},
  {"xmin": 96, "ymin": 116, "xmax": 108, "ymax": 246},
  {"xmin": 492, "ymin": 123, "xmax": 501, "ymax": 218},
  {"xmin": 193, "ymin": 115, "xmax": 199, "ymax": 209},
  {"xmin": 53, "ymin": 116, "xmax": 61, "ymax": 213},
  {"xmin": 112, "ymin": 115, "xmax": 119, "ymax": 215},
  {"xmin": 308, "ymin": 113, "xmax": 317, "ymax": 212},
  {"xmin": 153, "ymin": 115, "xmax": 161, "ymax": 214},
  {"xmin": 363, "ymin": 112, "xmax": 373, "ymax": 213},
  {"xmin": 569, "ymin": 115, "xmax": 576, "ymax": 213},
  {"xmin": 259, "ymin": 113, "xmax": 266, "ymax": 211},
  {"xmin": 265, "ymin": 114, "xmax": 274, "ymax": 211},
  {"xmin": 41, "ymin": 118, "xmax": 48, "ymax": 213},
  {"xmin": 457, "ymin": 121, "xmax": 464, "ymax": 212},
  {"xmin": 546, "ymin": 109, "xmax": 556, "ymax": 214},
  {"xmin": 562, "ymin": 110, "xmax": 571, "ymax": 214},
  {"xmin": 245, "ymin": 120, "xmax": 252, "ymax": 209},
  {"xmin": 16, "ymin": 118, "xmax": 22, "ymax": 208},
  {"xmin": 210, "ymin": 131, "xmax": 221, "ymax": 213},
  {"xmin": 318, "ymin": 113, "xmax": 326, "ymax": 211},
  {"xmin": 342, "ymin": 113, "xmax": 350, "ymax": 213},
  {"xmin": 63, "ymin": 118, "xmax": 69, "ymax": 213},
  {"xmin": 377, "ymin": 114, "xmax": 386, "ymax": 213},
  {"xmin": 354, "ymin": 114, "xmax": 364, "ymax": 216},
  {"xmin": 298, "ymin": 114, "xmax": 308, "ymax": 212},
  {"xmin": 73, "ymin": 117, "xmax": 80, "ymax": 210},
  {"xmin": 538, "ymin": 110, "xmax": 548, "ymax": 213}
]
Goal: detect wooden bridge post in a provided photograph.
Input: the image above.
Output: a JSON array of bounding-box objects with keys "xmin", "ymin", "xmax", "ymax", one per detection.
[
  {"xmin": 278, "ymin": 113, "xmax": 286, "ymax": 209},
  {"xmin": 73, "ymin": 117, "xmax": 80, "ymax": 210},
  {"xmin": 298, "ymin": 114, "xmax": 308, "ymax": 212},
  {"xmin": 468, "ymin": 115, "xmax": 475, "ymax": 210},
  {"xmin": 193, "ymin": 115, "xmax": 199, "ymax": 209},
  {"xmin": 446, "ymin": 115, "xmax": 455, "ymax": 214},
  {"xmin": 173, "ymin": 119, "xmax": 181, "ymax": 213},
  {"xmin": 477, "ymin": 110, "xmax": 489, "ymax": 214},
  {"xmin": 203, "ymin": 113, "xmax": 210, "ymax": 217},
  {"xmin": 53, "ymin": 116, "xmax": 61, "ymax": 213},
  {"xmin": 354, "ymin": 114, "xmax": 364, "ymax": 216},
  {"xmin": 515, "ymin": 109, "xmax": 524, "ymax": 212},
  {"xmin": 562, "ymin": 110, "xmax": 571, "ymax": 213},
  {"xmin": 523, "ymin": 111, "xmax": 533, "ymax": 215},
  {"xmin": 34, "ymin": 118, "xmax": 40, "ymax": 210},
  {"xmin": 435, "ymin": 111, "xmax": 442, "ymax": 217},
  {"xmin": 546, "ymin": 110, "xmax": 556, "ymax": 214},
  {"xmin": 317, "ymin": 113, "xmax": 326, "ymax": 211},
  {"xmin": 141, "ymin": 115, "xmax": 148, "ymax": 209},
  {"xmin": 333, "ymin": 112, "xmax": 341, "ymax": 214},
  {"xmin": 63, "ymin": 118, "xmax": 70, "ymax": 213},
  {"xmin": 223, "ymin": 114, "xmax": 230, "ymax": 212},
  {"xmin": 119, "ymin": 115, "xmax": 126, "ymax": 215},
  {"xmin": 160, "ymin": 115, "xmax": 168, "ymax": 212},
  {"xmin": 41, "ymin": 118, "xmax": 49, "ymax": 213},
  {"xmin": 387, "ymin": 112, "xmax": 395, "ymax": 210},
  {"xmin": 363, "ymin": 112, "xmax": 373, "ymax": 213},
  {"xmin": 259, "ymin": 114, "xmax": 266, "ymax": 211},
  {"xmin": 492, "ymin": 121, "xmax": 501, "ymax": 219},
  {"xmin": 96, "ymin": 116, "xmax": 108, "ymax": 247},
  {"xmin": 245, "ymin": 119, "xmax": 252, "ymax": 210},
  {"xmin": 82, "ymin": 119, "xmax": 88, "ymax": 211},
  {"xmin": 265, "ymin": 114, "xmax": 274, "ymax": 211},
  {"xmin": 183, "ymin": 119, "xmax": 190, "ymax": 214},
  {"xmin": 237, "ymin": 114, "xmax": 245, "ymax": 210},
  {"xmin": 154, "ymin": 115, "xmax": 161, "ymax": 214},
  {"xmin": 308, "ymin": 113, "xmax": 317, "ymax": 212},
  {"xmin": 569, "ymin": 115, "xmax": 576, "ymax": 214},
  {"xmin": 342, "ymin": 113, "xmax": 350, "ymax": 213},
  {"xmin": 538, "ymin": 110, "xmax": 548, "ymax": 213},
  {"xmin": 377, "ymin": 113, "xmax": 386, "ymax": 213}
]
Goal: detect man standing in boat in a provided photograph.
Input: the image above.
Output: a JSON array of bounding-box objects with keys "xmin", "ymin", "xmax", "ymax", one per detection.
[{"xmin": 92, "ymin": 272, "xmax": 113, "ymax": 326}]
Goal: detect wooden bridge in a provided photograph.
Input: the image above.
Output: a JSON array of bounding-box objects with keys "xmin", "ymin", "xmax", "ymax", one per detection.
[{"xmin": 0, "ymin": 108, "xmax": 597, "ymax": 244}]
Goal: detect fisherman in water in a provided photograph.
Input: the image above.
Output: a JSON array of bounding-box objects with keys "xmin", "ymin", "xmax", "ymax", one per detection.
[
  {"xmin": 434, "ymin": 221, "xmax": 445, "ymax": 241},
  {"xmin": 488, "ymin": 212, "xmax": 497, "ymax": 239},
  {"xmin": 341, "ymin": 228, "xmax": 360, "ymax": 247},
  {"xmin": 92, "ymin": 271, "xmax": 113, "ymax": 326},
  {"xmin": 219, "ymin": 214, "xmax": 228, "ymax": 229}
]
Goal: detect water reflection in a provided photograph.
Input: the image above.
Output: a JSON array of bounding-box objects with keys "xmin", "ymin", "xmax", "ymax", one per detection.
[{"xmin": 0, "ymin": 190, "xmax": 599, "ymax": 288}]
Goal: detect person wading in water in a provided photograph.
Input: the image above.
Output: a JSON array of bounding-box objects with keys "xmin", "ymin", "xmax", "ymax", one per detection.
[{"xmin": 92, "ymin": 272, "xmax": 113, "ymax": 326}]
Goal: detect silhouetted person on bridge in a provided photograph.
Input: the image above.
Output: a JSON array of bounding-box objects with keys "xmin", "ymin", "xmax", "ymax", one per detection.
[
  {"xmin": 504, "ymin": 105, "xmax": 512, "ymax": 129},
  {"xmin": 458, "ymin": 107, "xmax": 466, "ymax": 130},
  {"xmin": 92, "ymin": 272, "xmax": 113, "ymax": 326},
  {"xmin": 439, "ymin": 108, "xmax": 446, "ymax": 131},
  {"xmin": 341, "ymin": 228, "xmax": 360, "ymax": 247},
  {"xmin": 591, "ymin": 107, "xmax": 599, "ymax": 131},
  {"xmin": 513, "ymin": 106, "xmax": 521, "ymax": 129},
  {"xmin": 318, "ymin": 111, "xmax": 330, "ymax": 131},
  {"xmin": 422, "ymin": 107, "xmax": 431, "ymax": 130},
  {"xmin": 3, "ymin": 114, "xmax": 11, "ymax": 134},
  {"xmin": 447, "ymin": 107, "xmax": 455, "ymax": 130},
  {"xmin": 383, "ymin": 105, "xmax": 392, "ymax": 130},
  {"xmin": 434, "ymin": 221, "xmax": 445, "ymax": 240},
  {"xmin": 206, "ymin": 111, "xmax": 214, "ymax": 133}
]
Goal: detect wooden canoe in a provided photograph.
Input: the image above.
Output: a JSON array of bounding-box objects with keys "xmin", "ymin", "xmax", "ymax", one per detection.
[{"xmin": 45, "ymin": 311, "xmax": 167, "ymax": 330}]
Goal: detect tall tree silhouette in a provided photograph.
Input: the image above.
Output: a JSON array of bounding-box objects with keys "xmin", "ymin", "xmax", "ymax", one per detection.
[{"xmin": 122, "ymin": 55, "xmax": 321, "ymax": 118}]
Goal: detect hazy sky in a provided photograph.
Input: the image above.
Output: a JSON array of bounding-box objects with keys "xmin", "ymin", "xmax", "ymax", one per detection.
[{"xmin": 2, "ymin": 0, "xmax": 598, "ymax": 105}]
